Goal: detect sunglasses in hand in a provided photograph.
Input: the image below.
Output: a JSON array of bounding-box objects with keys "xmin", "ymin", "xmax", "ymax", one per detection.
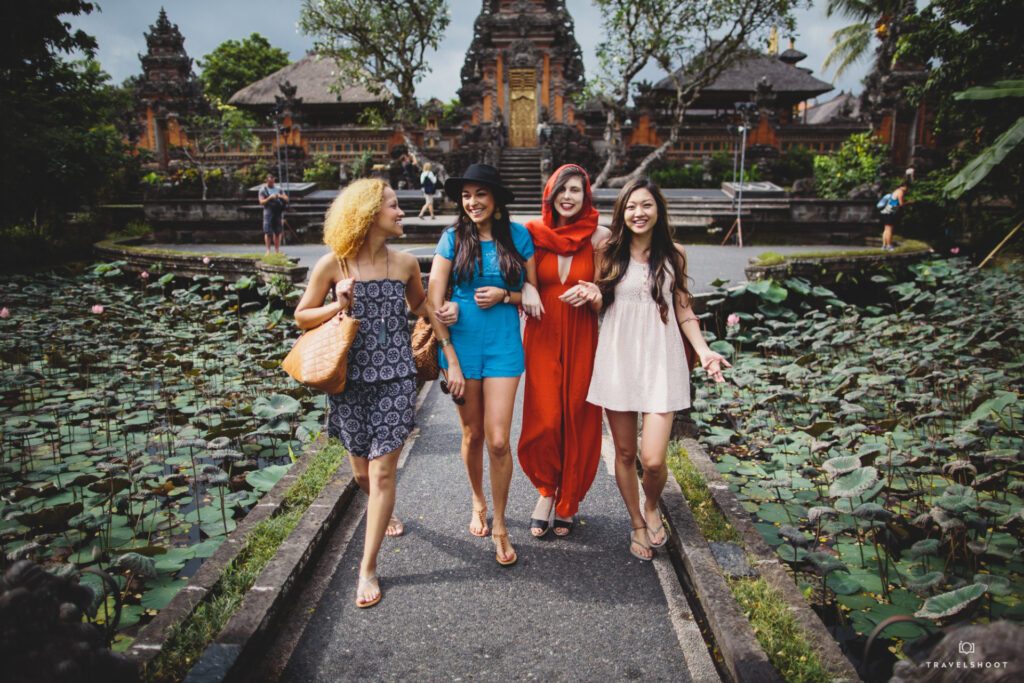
[{"xmin": 439, "ymin": 371, "xmax": 466, "ymax": 405}]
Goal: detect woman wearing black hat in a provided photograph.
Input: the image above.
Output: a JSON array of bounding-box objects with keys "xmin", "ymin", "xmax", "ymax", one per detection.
[{"xmin": 427, "ymin": 163, "xmax": 542, "ymax": 567}]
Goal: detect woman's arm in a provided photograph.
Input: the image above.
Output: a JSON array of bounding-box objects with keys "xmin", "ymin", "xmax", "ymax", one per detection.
[
  {"xmin": 294, "ymin": 254, "xmax": 349, "ymax": 330},
  {"xmin": 403, "ymin": 252, "xmax": 429, "ymax": 317},
  {"xmin": 427, "ymin": 254, "xmax": 465, "ymax": 399},
  {"xmin": 673, "ymin": 244, "xmax": 729, "ymax": 382},
  {"xmin": 520, "ymin": 256, "xmax": 544, "ymax": 318}
]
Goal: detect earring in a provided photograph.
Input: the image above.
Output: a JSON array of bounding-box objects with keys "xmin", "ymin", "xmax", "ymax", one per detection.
[{"xmin": 494, "ymin": 210, "xmax": 503, "ymax": 220}]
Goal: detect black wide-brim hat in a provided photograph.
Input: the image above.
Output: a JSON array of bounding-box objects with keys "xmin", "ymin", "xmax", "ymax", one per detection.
[{"xmin": 444, "ymin": 163, "xmax": 516, "ymax": 206}]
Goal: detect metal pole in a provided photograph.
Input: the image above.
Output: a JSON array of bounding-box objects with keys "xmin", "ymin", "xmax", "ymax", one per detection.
[{"xmin": 736, "ymin": 124, "xmax": 747, "ymax": 248}]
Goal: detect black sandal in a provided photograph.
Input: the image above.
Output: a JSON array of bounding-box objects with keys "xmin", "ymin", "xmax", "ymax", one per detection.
[
  {"xmin": 553, "ymin": 515, "xmax": 575, "ymax": 537},
  {"xmin": 530, "ymin": 496, "xmax": 555, "ymax": 538}
]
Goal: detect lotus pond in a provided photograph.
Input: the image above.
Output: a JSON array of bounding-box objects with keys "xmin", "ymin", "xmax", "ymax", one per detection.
[
  {"xmin": 692, "ymin": 258, "xmax": 1024, "ymax": 675},
  {"xmin": 0, "ymin": 262, "xmax": 320, "ymax": 649}
]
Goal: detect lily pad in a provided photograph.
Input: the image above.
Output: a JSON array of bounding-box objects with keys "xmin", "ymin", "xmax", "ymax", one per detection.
[{"xmin": 915, "ymin": 584, "xmax": 987, "ymax": 621}]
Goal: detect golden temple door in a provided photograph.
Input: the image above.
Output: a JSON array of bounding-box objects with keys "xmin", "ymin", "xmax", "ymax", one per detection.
[{"xmin": 508, "ymin": 69, "xmax": 537, "ymax": 148}]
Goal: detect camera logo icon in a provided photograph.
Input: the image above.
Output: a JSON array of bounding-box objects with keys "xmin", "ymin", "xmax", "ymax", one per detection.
[{"xmin": 959, "ymin": 641, "xmax": 975, "ymax": 655}]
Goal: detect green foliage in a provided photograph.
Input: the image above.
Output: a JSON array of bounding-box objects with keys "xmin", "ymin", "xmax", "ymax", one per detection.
[
  {"xmin": 666, "ymin": 445, "xmax": 740, "ymax": 542},
  {"xmin": 303, "ymin": 153, "xmax": 339, "ymax": 185},
  {"xmin": 772, "ymin": 146, "xmax": 816, "ymax": 185},
  {"xmin": 813, "ymin": 132, "xmax": 889, "ymax": 199},
  {"xmin": 197, "ymin": 33, "xmax": 290, "ymax": 103},
  {"xmin": 730, "ymin": 578, "xmax": 832, "ymax": 683},
  {"xmin": 652, "ymin": 152, "xmax": 762, "ymax": 188},
  {"xmin": 234, "ymin": 160, "xmax": 272, "ymax": 189},
  {"xmin": 348, "ymin": 150, "xmax": 375, "ymax": 180},
  {"xmin": 691, "ymin": 257, "xmax": 1024, "ymax": 652},
  {"xmin": 177, "ymin": 104, "xmax": 259, "ymax": 200},
  {"xmin": 298, "ymin": 0, "xmax": 451, "ymax": 113}
]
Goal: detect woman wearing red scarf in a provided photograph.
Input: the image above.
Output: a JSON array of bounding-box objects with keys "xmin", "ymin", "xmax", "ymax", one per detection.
[{"xmin": 520, "ymin": 165, "xmax": 610, "ymax": 537}]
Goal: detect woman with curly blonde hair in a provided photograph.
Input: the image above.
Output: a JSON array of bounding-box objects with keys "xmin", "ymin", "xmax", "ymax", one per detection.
[{"xmin": 295, "ymin": 178, "xmax": 429, "ymax": 608}]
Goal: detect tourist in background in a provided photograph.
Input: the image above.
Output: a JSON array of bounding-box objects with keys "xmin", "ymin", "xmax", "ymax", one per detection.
[
  {"xmin": 587, "ymin": 178, "xmax": 729, "ymax": 561},
  {"xmin": 418, "ymin": 162, "xmax": 438, "ymax": 220},
  {"xmin": 294, "ymin": 179, "xmax": 428, "ymax": 608},
  {"xmin": 427, "ymin": 163, "xmax": 542, "ymax": 567},
  {"xmin": 259, "ymin": 173, "xmax": 288, "ymax": 255},
  {"xmin": 520, "ymin": 164, "xmax": 610, "ymax": 538},
  {"xmin": 881, "ymin": 174, "xmax": 911, "ymax": 251}
]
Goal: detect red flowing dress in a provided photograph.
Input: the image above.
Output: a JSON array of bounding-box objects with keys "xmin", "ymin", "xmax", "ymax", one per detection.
[{"xmin": 518, "ymin": 166, "xmax": 603, "ymax": 519}]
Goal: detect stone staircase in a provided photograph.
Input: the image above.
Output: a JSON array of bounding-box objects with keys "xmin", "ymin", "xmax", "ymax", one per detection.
[{"xmin": 499, "ymin": 148, "xmax": 544, "ymax": 214}]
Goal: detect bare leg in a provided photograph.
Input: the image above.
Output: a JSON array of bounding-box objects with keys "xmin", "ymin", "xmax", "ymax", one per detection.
[
  {"xmin": 606, "ymin": 409, "xmax": 651, "ymax": 559},
  {"xmin": 639, "ymin": 412, "xmax": 674, "ymax": 546},
  {"xmin": 263, "ymin": 232, "xmax": 271, "ymax": 254},
  {"xmin": 274, "ymin": 231, "xmax": 283, "ymax": 253},
  {"xmin": 882, "ymin": 223, "xmax": 893, "ymax": 248},
  {"xmin": 482, "ymin": 377, "xmax": 519, "ymax": 544},
  {"xmin": 354, "ymin": 447, "xmax": 401, "ymax": 606},
  {"xmin": 456, "ymin": 380, "xmax": 488, "ymax": 535}
]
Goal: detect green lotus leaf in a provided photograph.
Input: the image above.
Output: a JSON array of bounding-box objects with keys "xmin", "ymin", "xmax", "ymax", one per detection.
[
  {"xmin": 807, "ymin": 506, "xmax": 839, "ymax": 522},
  {"xmin": 823, "ymin": 455, "xmax": 861, "ymax": 478},
  {"xmin": 252, "ymin": 394, "xmax": 301, "ymax": 420},
  {"xmin": 907, "ymin": 572, "xmax": 945, "ymax": 592},
  {"xmin": 111, "ymin": 552, "xmax": 158, "ymax": 579},
  {"xmin": 908, "ymin": 539, "xmax": 941, "ymax": 558},
  {"xmin": 140, "ymin": 579, "xmax": 186, "ymax": 610},
  {"xmin": 826, "ymin": 574, "xmax": 862, "ymax": 595},
  {"xmin": 246, "ymin": 464, "xmax": 292, "ymax": 493},
  {"xmin": 852, "ymin": 503, "xmax": 894, "ymax": 521},
  {"xmin": 803, "ymin": 551, "xmax": 846, "ymax": 574},
  {"xmin": 915, "ymin": 584, "xmax": 987, "ymax": 621},
  {"xmin": 828, "ymin": 467, "xmax": 879, "ymax": 498}
]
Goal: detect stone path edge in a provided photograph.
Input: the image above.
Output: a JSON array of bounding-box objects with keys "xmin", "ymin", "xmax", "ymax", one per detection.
[
  {"xmin": 181, "ymin": 380, "xmax": 433, "ymax": 683},
  {"xmin": 680, "ymin": 437, "xmax": 863, "ymax": 682},
  {"xmin": 124, "ymin": 435, "xmax": 326, "ymax": 670},
  {"xmin": 658, "ymin": 462, "xmax": 781, "ymax": 683}
]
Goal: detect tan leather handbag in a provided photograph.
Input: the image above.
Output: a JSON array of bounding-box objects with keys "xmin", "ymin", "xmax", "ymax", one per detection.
[
  {"xmin": 282, "ymin": 259, "xmax": 360, "ymax": 394},
  {"xmin": 411, "ymin": 317, "xmax": 439, "ymax": 381}
]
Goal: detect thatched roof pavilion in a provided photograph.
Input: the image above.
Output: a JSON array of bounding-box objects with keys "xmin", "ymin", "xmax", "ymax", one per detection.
[{"xmin": 229, "ymin": 53, "xmax": 390, "ymax": 126}]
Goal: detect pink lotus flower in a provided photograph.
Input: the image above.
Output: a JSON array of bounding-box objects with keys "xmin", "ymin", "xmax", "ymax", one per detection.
[
  {"xmin": 140, "ymin": 270, "xmax": 150, "ymax": 279},
  {"xmin": 950, "ymin": 247, "xmax": 960, "ymax": 255},
  {"xmin": 727, "ymin": 313, "xmax": 741, "ymax": 327},
  {"xmin": 0, "ymin": 307, "xmax": 9, "ymax": 319},
  {"xmin": 203, "ymin": 257, "xmax": 211, "ymax": 265},
  {"xmin": 91, "ymin": 304, "xmax": 104, "ymax": 314}
]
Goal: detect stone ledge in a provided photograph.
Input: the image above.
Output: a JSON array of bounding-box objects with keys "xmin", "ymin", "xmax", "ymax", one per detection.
[
  {"xmin": 660, "ymin": 468, "xmax": 780, "ymax": 682},
  {"xmin": 681, "ymin": 438, "xmax": 863, "ymax": 683},
  {"xmin": 94, "ymin": 238, "xmax": 308, "ymax": 284},
  {"xmin": 182, "ymin": 464, "xmax": 359, "ymax": 683},
  {"xmin": 745, "ymin": 245, "xmax": 933, "ymax": 284},
  {"xmin": 124, "ymin": 445, "xmax": 320, "ymax": 671}
]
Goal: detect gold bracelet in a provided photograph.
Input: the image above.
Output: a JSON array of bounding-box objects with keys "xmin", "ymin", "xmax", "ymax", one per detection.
[{"xmin": 439, "ymin": 338, "xmax": 452, "ymax": 348}]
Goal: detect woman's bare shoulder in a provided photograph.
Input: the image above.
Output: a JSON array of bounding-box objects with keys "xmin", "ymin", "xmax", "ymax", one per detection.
[{"xmin": 592, "ymin": 225, "xmax": 612, "ymax": 247}]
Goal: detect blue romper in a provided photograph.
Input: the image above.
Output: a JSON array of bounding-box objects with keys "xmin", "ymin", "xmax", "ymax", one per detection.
[{"xmin": 435, "ymin": 223, "xmax": 535, "ymax": 379}]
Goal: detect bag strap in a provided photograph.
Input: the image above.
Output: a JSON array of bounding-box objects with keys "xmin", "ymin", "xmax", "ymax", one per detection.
[{"xmin": 337, "ymin": 256, "xmax": 355, "ymax": 313}]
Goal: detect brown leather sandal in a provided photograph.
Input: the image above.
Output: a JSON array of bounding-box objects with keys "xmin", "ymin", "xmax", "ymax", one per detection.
[
  {"xmin": 469, "ymin": 507, "xmax": 490, "ymax": 537},
  {"xmin": 492, "ymin": 532, "xmax": 518, "ymax": 566}
]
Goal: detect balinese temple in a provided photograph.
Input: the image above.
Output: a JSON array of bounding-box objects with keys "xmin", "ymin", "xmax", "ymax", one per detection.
[
  {"xmin": 580, "ymin": 40, "xmax": 868, "ymax": 163},
  {"xmin": 458, "ymin": 0, "xmax": 585, "ymax": 147},
  {"xmin": 133, "ymin": 9, "xmax": 206, "ymax": 169}
]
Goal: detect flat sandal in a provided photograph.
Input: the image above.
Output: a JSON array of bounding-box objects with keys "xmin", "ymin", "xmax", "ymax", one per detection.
[
  {"xmin": 492, "ymin": 532, "xmax": 518, "ymax": 566},
  {"xmin": 629, "ymin": 526, "xmax": 653, "ymax": 562},
  {"xmin": 469, "ymin": 507, "xmax": 490, "ymax": 537}
]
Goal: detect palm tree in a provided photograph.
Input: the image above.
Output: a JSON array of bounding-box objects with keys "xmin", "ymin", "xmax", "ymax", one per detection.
[{"xmin": 822, "ymin": 0, "xmax": 907, "ymax": 80}]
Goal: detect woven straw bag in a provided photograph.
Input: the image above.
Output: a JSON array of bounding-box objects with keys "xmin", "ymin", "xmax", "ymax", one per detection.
[
  {"xmin": 411, "ymin": 317, "xmax": 439, "ymax": 381},
  {"xmin": 282, "ymin": 259, "xmax": 360, "ymax": 393}
]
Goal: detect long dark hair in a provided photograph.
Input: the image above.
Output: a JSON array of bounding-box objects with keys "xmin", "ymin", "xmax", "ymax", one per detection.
[
  {"xmin": 451, "ymin": 189, "xmax": 525, "ymax": 286},
  {"xmin": 596, "ymin": 177, "xmax": 691, "ymax": 323}
]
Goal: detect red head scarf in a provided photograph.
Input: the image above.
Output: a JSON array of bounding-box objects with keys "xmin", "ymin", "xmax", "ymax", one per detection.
[{"xmin": 525, "ymin": 164, "xmax": 599, "ymax": 256}]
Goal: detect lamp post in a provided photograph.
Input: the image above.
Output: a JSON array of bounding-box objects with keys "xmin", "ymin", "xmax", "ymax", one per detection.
[{"xmin": 722, "ymin": 101, "xmax": 758, "ymax": 247}]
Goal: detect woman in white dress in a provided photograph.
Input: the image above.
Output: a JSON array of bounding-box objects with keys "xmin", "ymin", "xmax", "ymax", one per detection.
[{"xmin": 587, "ymin": 177, "xmax": 729, "ymax": 561}]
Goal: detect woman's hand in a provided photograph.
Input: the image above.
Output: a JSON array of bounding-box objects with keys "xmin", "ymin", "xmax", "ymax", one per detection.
[
  {"xmin": 445, "ymin": 365, "xmax": 466, "ymax": 401},
  {"xmin": 435, "ymin": 300, "xmax": 459, "ymax": 325},
  {"xmin": 334, "ymin": 278, "xmax": 354, "ymax": 312},
  {"xmin": 698, "ymin": 349, "xmax": 732, "ymax": 383},
  {"xmin": 521, "ymin": 282, "xmax": 544, "ymax": 319},
  {"xmin": 559, "ymin": 280, "xmax": 601, "ymax": 308},
  {"xmin": 473, "ymin": 287, "xmax": 505, "ymax": 309}
]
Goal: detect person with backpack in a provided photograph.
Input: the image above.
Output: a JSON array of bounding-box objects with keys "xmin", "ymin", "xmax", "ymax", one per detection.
[
  {"xmin": 879, "ymin": 176, "xmax": 910, "ymax": 251},
  {"xmin": 418, "ymin": 162, "xmax": 438, "ymax": 220}
]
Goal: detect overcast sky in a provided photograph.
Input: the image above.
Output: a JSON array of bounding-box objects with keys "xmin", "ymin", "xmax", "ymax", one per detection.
[{"xmin": 68, "ymin": 0, "xmax": 869, "ymax": 102}]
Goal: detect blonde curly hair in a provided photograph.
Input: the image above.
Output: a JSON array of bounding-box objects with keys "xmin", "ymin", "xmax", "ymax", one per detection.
[{"xmin": 323, "ymin": 178, "xmax": 387, "ymax": 258}]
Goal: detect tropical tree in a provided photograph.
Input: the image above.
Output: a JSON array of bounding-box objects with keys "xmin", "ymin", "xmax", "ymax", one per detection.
[
  {"xmin": 821, "ymin": 0, "xmax": 906, "ymax": 79},
  {"xmin": 297, "ymin": 0, "xmax": 449, "ymax": 116},
  {"xmin": 176, "ymin": 105, "xmax": 259, "ymax": 200},
  {"xmin": 197, "ymin": 33, "xmax": 290, "ymax": 103},
  {"xmin": 590, "ymin": 0, "xmax": 799, "ymax": 187},
  {"xmin": 0, "ymin": 1, "xmax": 136, "ymax": 232}
]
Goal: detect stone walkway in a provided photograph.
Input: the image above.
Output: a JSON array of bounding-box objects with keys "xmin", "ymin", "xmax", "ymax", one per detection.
[{"xmin": 252, "ymin": 379, "xmax": 720, "ymax": 682}]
